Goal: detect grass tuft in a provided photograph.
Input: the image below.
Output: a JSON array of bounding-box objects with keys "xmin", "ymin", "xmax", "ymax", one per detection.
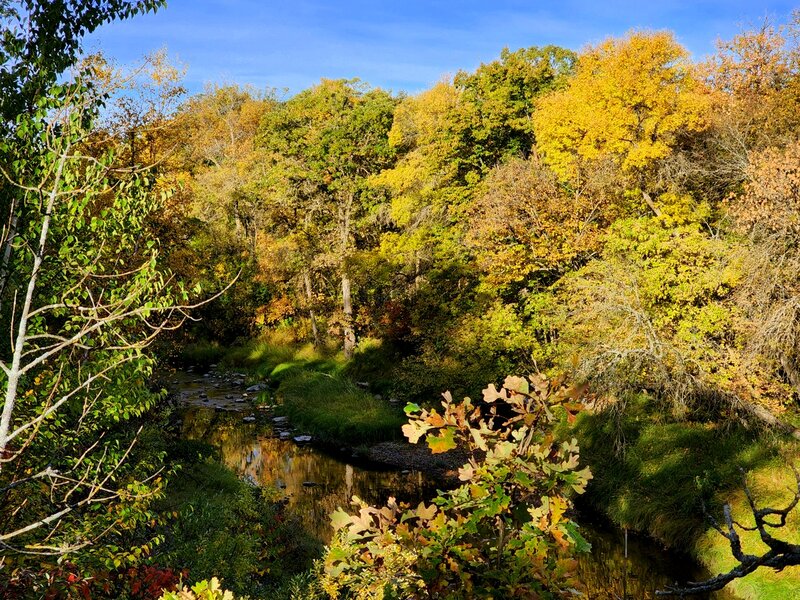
[{"xmin": 277, "ymin": 371, "xmax": 405, "ymax": 444}]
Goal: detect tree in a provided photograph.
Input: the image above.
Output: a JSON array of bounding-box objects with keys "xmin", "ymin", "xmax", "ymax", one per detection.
[
  {"xmin": 698, "ymin": 13, "xmax": 800, "ymax": 188},
  {"xmin": 259, "ymin": 79, "xmax": 396, "ymax": 357},
  {"xmin": 449, "ymin": 46, "xmax": 575, "ymax": 181},
  {"xmin": 170, "ymin": 85, "xmax": 276, "ymax": 340},
  {"xmin": 533, "ymin": 31, "xmax": 709, "ymax": 213},
  {"xmin": 0, "ymin": 0, "xmax": 165, "ymax": 326},
  {"xmin": 733, "ymin": 141, "xmax": 800, "ymax": 398},
  {"xmin": 0, "ymin": 1, "xmax": 209, "ymax": 561},
  {"xmin": 466, "ymin": 154, "xmax": 611, "ymax": 295}
]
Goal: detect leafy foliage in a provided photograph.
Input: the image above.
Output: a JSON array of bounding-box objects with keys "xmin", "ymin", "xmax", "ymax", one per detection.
[
  {"xmin": 320, "ymin": 375, "xmax": 591, "ymax": 599},
  {"xmin": 533, "ymin": 31, "xmax": 708, "ymax": 189},
  {"xmin": 160, "ymin": 577, "xmax": 235, "ymax": 600}
]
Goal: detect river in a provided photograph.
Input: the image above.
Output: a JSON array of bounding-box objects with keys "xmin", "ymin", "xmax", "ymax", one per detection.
[{"xmin": 167, "ymin": 368, "xmax": 735, "ymax": 599}]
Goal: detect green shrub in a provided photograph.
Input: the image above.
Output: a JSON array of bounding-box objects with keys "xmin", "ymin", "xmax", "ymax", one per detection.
[
  {"xmin": 321, "ymin": 375, "xmax": 592, "ymax": 599},
  {"xmin": 154, "ymin": 450, "xmax": 320, "ymax": 597}
]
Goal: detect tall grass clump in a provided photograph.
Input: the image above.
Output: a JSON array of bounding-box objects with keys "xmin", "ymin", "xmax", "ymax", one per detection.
[{"xmin": 277, "ymin": 371, "xmax": 405, "ymax": 444}]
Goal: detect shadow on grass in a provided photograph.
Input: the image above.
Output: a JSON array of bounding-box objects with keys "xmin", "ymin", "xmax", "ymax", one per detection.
[{"xmin": 573, "ymin": 402, "xmax": 778, "ymax": 549}]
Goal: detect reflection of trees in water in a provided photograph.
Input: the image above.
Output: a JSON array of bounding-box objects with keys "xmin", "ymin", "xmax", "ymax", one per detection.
[
  {"xmin": 576, "ymin": 522, "xmax": 735, "ymax": 600},
  {"xmin": 181, "ymin": 407, "xmax": 435, "ymax": 541}
]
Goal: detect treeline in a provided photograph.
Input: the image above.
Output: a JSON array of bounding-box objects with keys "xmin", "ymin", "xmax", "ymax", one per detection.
[{"xmin": 153, "ymin": 16, "xmax": 800, "ymax": 428}]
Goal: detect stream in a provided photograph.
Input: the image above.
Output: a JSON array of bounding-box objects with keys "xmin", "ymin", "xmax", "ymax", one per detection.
[{"xmin": 166, "ymin": 368, "xmax": 735, "ymax": 599}]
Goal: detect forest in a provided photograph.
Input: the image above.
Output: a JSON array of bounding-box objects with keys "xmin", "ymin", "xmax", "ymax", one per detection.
[{"xmin": 2, "ymin": 1, "xmax": 800, "ymax": 598}]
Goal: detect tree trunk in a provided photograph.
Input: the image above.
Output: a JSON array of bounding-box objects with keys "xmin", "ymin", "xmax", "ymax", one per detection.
[
  {"xmin": 1, "ymin": 147, "xmax": 66, "ymax": 458},
  {"xmin": 780, "ymin": 355, "xmax": 800, "ymax": 396},
  {"xmin": 642, "ymin": 191, "xmax": 662, "ymax": 217},
  {"xmin": 338, "ymin": 191, "xmax": 356, "ymax": 359},
  {"xmin": 342, "ymin": 272, "xmax": 355, "ymax": 359},
  {"xmin": 303, "ymin": 269, "xmax": 320, "ymax": 348}
]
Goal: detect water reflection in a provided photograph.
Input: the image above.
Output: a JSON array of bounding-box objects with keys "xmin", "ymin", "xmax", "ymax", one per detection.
[
  {"xmin": 180, "ymin": 405, "xmax": 437, "ymax": 542},
  {"xmin": 577, "ymin": 515, "xmax": 736, "ymax": 600}
]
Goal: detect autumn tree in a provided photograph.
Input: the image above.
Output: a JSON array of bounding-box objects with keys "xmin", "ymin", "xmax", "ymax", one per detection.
[
  {"xmin": 259, "ymin": 79, "xmax": 396, "ymax": 357},
  {"xmin": 732, "ymin": 141, "xmax": 800, "ymax": 400},
  {"xmin": 698, "ymin": 14, "xmax": 800, "ymax": 189},
  {"xmin": 467, "ymin": 155, "xmax": 613, "ymax": 295},
  {"xmin": 449, "ymin": 46, "xmax": 575, "ymax": 181},
  {"xmin": 376, "ymin": 46, "xmax": 576, "ymax": 299},
  {"xmin": 533, "ymin": 31, "xmax": 709, "ymax": 214},
  {"xmin": 160, "ymin": 85, "xmax": 277, "ymax": 340},
  {"xmin": 0, "ymin": 0, "xmax": 217, "ymax": 563}
]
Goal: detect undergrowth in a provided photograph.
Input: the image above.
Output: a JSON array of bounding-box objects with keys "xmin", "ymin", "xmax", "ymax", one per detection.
[
  {"xmin": 153, "ymin": 440, "xmax": 321, "ymax": 597},
  {"xmin": 277, "ymin": 371, "xmax": 405, "ymax": 444}
]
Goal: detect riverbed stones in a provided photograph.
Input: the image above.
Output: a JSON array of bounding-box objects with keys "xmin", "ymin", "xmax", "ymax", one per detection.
[
  {"xmin": 198, "ymin": 391, "xmax": 207, "ymax": 398},
  {"xmin": 293, "ymin": 435, "xmax": 312, "ymax": 443},
  {"xmin": 272, "ymin": 416, "xmax": 288, "ymax": 424},
  {"xmin": 279, "ymin": 431, "xmax": 292, "ymax": 440},
  {"xmin": 243, "ymin": 416, "xmax": 256, "ymax": 423},
  {"xmin": 246, "ymin": 383, "xmax": 268, "ymax": 392}
]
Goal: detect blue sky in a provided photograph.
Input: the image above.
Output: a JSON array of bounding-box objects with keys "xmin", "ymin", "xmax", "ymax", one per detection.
[{"xmin": 85, "ymin": 1, "xmax": 797, "ymax": 96}]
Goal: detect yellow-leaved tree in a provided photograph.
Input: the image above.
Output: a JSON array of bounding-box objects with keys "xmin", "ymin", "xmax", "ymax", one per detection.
[{"xmin": 533, "ymin": 31, "xmax": 709, "ymax": 211}]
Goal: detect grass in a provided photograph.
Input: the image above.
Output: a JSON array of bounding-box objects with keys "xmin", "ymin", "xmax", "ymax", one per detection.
[
  {"xmin": 568, "ymin": 397, "xmax": 800, "ymax": 599},
  {"xmin": 277, "ymin": 370, "xmax": 406, "ymax": 444},
  {"xmin": 174, "ymin": 340, "xmax": 227, "ymax": 368},
  {"xmin": 220, "ymin": 337, "xmax": 343, "ymax": 378}
]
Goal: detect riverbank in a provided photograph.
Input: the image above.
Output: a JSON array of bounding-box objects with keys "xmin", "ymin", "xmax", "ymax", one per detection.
[
  {"xmin": 569, "ymin": 401, "xmax": 800, "ymax": 600},
  {"xmin": 159, "ymin": 365, "xmax": 745, "ymax": 599}
]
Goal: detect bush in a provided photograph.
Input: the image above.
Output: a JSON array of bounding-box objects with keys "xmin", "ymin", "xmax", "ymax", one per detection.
[
  {"xmin": 320, "ymin": 375, "xmax": 592, "ymax": 599},
  {"xmin": 153, "ymin": 450, "xmax": 320, "ymax": 597}
]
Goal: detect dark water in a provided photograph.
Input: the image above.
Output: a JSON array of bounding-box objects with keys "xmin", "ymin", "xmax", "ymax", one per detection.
[{"xmin": 167, "ymin": 369, "xmax": 736, "ymax": 599}]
